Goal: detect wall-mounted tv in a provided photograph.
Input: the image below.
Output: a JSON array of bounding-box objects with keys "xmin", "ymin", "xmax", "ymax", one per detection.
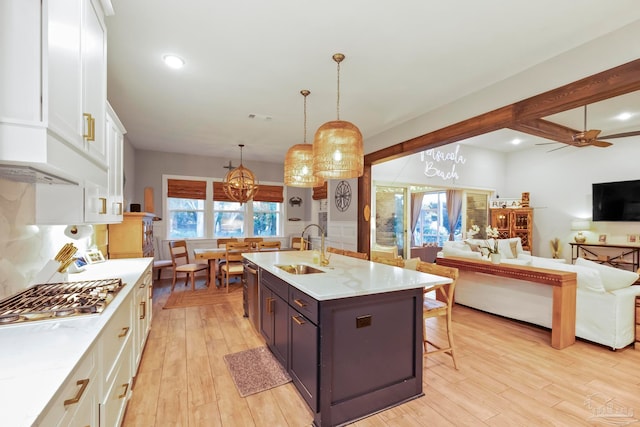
[{"xmin": 592, "ymin": 179, "xmax": 640, "ymax": 222}]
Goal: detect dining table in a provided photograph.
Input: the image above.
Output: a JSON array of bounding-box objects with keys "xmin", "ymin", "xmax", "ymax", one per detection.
[{"xmin": 193, "ymin": 247, "xmax": 228, "ymax": 286}]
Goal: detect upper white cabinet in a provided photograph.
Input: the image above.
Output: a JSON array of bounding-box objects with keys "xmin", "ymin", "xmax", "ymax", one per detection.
[
  {"xmin": 0, "ymin": 0, "xmax": 111, "ymax": 187},
  {"xmin": 104, "ymin": 102, "xmax": 126, "ymax": 222}
]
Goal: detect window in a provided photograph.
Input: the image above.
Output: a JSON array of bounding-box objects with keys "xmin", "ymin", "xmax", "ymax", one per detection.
[
  {"xmin": 415, "ymin": 191, "xmax": 462, "ymax": 246},
  {"xmin": 165, "ymin": 176, "xmax": 283, "ymax": 239}
]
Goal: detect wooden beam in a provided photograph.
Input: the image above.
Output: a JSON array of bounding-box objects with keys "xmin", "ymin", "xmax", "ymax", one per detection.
[
  {"xmin": 357, "ymin": 164, "xmax": 372, "ymax": 254},
  {"xmin": 509, "ymin": 118, "xmax": 579, "ymax": 145},
  {"xmin": 514, "ymin": 58, "xmax": 640, "ymax": 122}
]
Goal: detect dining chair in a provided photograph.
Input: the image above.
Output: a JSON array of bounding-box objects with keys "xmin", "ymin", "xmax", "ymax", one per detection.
[
  {"xmin": 243, "ymin": 237, "xmax": 264, "ymax": 250},
  {"xmin": 169, "ymin": 240, "xmax": 209, "ymax": 291},
  {"xmin": 216, "ymin": 238, "xmax": 239, "ymax": 285},
  {"xmin": 257, "ymin": 241, "xmax": 281, "ymax": 251},
  {"xmin": 220, "ymin": 241, "xmax": 253, "ymax": 293},
  {"xmin": 416, "ymin": 261, "xmax": 459, "ymax": 369},
  {"xmin": 153, "ymin": 259, "xmax": 173, "ymax": 281},
  {"xmin": 291, "ymin": 236, "xmax": 306, "ymax": 250},
  {"xmin": 326, "ymin": 246, "xmax": 345, "ymax": 255},
  {"xmin": 371, "ymin": 255, "xmax": 405, "ymax": 267},
  {"xmin": 342, "ymin": 249, "xmax": 369, "ymax": 260}
]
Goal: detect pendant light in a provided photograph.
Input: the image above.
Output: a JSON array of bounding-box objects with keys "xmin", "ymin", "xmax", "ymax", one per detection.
[
  {"xmin": 284, "ymin": 90, "xmax": 324, "ymax": 187},
  {"xmin": 223, "ymin": 144, "xmax": 258, "ymax": 204},
  {"xmin": 313, "ymin": 53, "xmax": 363, "ymax": 179}
]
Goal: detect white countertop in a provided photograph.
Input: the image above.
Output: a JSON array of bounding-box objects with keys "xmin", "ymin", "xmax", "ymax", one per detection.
[
  {"xmin": 0, "ymin": 258, "xmax": 153, "ymax": 427},
  {"xmin": 244, "ymin": 250, "xmax": 451, "ymax": 300}
]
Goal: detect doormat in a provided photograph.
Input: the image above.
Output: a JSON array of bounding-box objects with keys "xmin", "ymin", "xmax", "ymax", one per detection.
[{"xmin": 223, "ymin": 347, "xmax": 291, "ymax": 397}]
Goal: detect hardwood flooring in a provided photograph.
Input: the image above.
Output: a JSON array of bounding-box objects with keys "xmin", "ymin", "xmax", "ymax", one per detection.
[{"xmin": 123, "ymin": 277, "xmax": 640, "ymax": 426}]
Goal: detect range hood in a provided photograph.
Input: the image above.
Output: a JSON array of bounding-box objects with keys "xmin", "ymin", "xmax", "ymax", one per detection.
[{"xmin": 0, "ymin": 165, "xmax": 78, "ymax": 185}]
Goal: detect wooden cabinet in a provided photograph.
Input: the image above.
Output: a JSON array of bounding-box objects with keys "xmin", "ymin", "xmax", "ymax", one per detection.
[
  {"xmin": 490, "ymin": 208, "xmax": 533, "ymax": 253},
  {"xmin": 108, "ymin": 213, "xmax": 155, "ymax": 259},
  {"xmin": 260, "ymin": 270, "xmax": 289, "ymax": 367},
  {"xmin": 133, "ymin": 268, "xmax": 153, "ymax": 371},
  {"xmin": 635, "ymin": 296, "xmax": 639, "ymax": 350},
  {"xmin": 289, "ymin": 305, "xmax": 319, "ymax": 412}
]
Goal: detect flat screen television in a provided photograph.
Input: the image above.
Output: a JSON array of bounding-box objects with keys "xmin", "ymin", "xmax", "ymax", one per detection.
[{"xmin": 592, "ymin": 179, "xmax": 640, "ymax": 222}]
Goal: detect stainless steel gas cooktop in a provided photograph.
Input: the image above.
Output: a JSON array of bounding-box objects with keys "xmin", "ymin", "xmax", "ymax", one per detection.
[{"xmin": 0, "ymin": 278, "xmax": 124, "ymax": 325}]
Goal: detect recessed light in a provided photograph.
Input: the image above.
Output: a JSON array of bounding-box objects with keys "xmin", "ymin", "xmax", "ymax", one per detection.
[
  {"xmin": 162, "ymin": 54, "xmax": 185, "ymax": 69},
  {"xmin": 511, "ymin": 138, "xmax": 521, "ymax": 145},
  {"xmin": 616, "ymin": 112, "xmax": 632, "ymax": 121}
]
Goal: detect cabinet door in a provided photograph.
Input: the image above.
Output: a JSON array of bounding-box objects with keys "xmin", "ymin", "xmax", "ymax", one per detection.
[
  {"xmin": 260, "ymin": 286, "xmax": 275, "ymax": 345},
  {"xmin": 47, "ymin": 0, "xmax": 83, "ymax": 149},
  {"xmin": 84, "ymin": 180, "xmax": 109, "ymax": 223},
  {"xmin": 105, "ymin": 105, "xmax": 124, "ymax": 222},
  {"xmin": 82, "ymin": 0, "xmax": 107, "ymax": 164},
  {"xmin": 490, "ymin": 209, "xmax": 511, "ymax": 239},
  {"xmin": 260, "ymin": 286, "xmax": 288, "ymax": 367},
  {"xmin": 289, "ymin": 308, "xmax": 318, "ymax": 412}
]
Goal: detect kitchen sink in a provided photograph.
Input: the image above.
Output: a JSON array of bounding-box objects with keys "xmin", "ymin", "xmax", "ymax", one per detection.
[{"xmin": 275, "ymin": 264, "xmax": 325, "ymax": 275}]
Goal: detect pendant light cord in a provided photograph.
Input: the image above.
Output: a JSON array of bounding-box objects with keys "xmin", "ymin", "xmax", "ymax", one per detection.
[{"xmin": 336, "ymin": 60, "xmax": 341, "ymax": 120}]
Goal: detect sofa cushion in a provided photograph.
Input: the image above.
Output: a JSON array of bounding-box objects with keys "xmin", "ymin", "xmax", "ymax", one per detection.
[
  {"xmin": 441, "ymin": 241, "xmax": 482, "ymax": 259},
  {"xmin": 575, "ymin": 257, "xmax": 639, "ymax": 292},
  {"xmin": 531, "ymin": 258, "xmax": 605, "ymax": 293},
  {"xmin": 518, "ymin": 254, "xmax": 566, "ymax": 264}
]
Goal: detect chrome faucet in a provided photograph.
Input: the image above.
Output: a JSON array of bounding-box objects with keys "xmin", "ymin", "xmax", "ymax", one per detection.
[{"xmin": 301, "ymin": 223, "xmax": 329, "ymax": 265}]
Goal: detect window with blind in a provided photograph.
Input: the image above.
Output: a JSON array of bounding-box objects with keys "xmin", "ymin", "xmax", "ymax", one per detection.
[{"xmin": 166, "ymin": 177, "xmax": 284, "ymax": 238}]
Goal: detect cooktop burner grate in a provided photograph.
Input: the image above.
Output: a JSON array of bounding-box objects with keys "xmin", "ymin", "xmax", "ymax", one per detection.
[{"xmin": 0, "ymin": 278, "xmax": 124, "ymax": 325}]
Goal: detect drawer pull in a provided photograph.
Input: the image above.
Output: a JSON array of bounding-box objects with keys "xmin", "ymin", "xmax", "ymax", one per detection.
[
  {"xmin": 83, "ymin": 113, "xmax": 95, "ymax": 141},
  {"xmin": 99, "ymin": 198, "xmax": 107, "ymax": 214},
  {"xmin": 267, "ymin": 297, "xmax": 274, "ymax": 314},
  {"xmin": 64, "ymin": 378, "xmax": 89, "ymax": 406},
  {"xmin": 118, "ymin": 382, "xmax": 129, "ymax": 399},
  {"xmin": 140, "ymin": 301, "xmax": 146, "ymax": 320},
  {"xmin": 292, "ymin": 315, "xmax": 306, "ymax": 325},
  {"xmin": 118, "ymin": 326, "xmax": 130, "ymax": 338},
  {"xmin": 293, "ymin": 298, "xmax": 307, "ymax": 308}
]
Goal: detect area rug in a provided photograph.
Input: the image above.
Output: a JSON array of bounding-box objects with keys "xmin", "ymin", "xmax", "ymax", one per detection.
[
  {"xmin": 223, "ymin": 347, "xmax": 292, "ymax": 397},
  {"xmin": 163, "ymin": 281, "xmax": 242, "ymax": 309}
]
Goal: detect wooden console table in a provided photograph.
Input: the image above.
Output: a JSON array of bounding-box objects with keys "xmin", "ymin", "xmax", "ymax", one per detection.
[
  {"xmin": 436, "ymin": 257, "xmax": 577, "ymax": 349},
  {"xmin": 570, "ymin": 242, "xmax": 640, "ymax": 272}
]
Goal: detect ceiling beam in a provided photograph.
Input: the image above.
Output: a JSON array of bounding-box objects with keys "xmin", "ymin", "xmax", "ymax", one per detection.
[
  {"xmin": 508, "ymin": 119, "xmax": 578, "ymax": 145},
  {"xmin": 514, "ymin": 58, "xmax": 640, "ymax": 122}
]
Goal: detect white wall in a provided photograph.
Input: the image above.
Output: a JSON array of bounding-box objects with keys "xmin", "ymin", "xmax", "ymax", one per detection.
[{"xmin": 506, "ymin": 138, "xmax": 640, "ymax": 258}]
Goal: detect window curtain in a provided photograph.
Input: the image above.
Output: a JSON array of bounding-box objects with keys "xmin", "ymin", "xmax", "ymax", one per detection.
[
  {"xmin": 167, "ymin": 179, "xmax": 206, "ymax": 199},
  {"xmin": 212, "ymin": 182, "xmax": 283, "ymax": 202},
  {"xmin": 446, "ymin": 189, "xmax": 463, "ymax": 241},
  {"xmin": 410, "ymin": 192, "xmax": 425, "ymax": 245}
]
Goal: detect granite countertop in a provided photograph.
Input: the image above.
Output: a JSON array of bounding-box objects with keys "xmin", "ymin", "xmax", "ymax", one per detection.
[
  {"xmin": 243, "ymin": 250, "xmax": 450, "ymax": 300},
  {"xmin": 0, "ymin": 258, "xmax": 153, "ymax": 427}
]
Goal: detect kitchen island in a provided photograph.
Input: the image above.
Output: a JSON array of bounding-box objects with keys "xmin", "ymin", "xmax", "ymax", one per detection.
[{"xmin": 243, "ymin": 250, "xmax": 451, "ymax": 427}]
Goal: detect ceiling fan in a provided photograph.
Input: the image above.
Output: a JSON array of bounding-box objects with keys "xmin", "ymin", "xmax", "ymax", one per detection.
[{"xmin": 537, "ymin": 105, "xmax": 640, "ymax": 152}]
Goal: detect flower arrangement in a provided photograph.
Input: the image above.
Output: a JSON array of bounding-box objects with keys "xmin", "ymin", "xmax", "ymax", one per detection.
[{"xmin": 468, "ymin": 224, "xmax": 500, "ymax": 255}]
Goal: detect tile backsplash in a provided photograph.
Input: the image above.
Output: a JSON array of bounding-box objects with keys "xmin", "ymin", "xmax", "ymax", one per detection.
[{"xmin": 0, "ymin": 179, "xmax": 93, "ymax": 299}]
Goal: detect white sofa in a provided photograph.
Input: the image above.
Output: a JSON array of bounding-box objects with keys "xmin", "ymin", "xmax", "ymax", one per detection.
[{"xmin": 438, "ymin": 239, "xmax": 640, "ymax": 349}]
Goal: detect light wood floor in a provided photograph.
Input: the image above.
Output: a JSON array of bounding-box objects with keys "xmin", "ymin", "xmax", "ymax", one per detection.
[{"xmin": 123, "ymin": 277, "xmax": 640, "ymax": 426}]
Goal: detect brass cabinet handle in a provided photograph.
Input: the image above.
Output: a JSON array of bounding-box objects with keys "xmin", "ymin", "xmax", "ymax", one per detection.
[
  {"xmin": 118, "ymin": 326, "xmax": 130, "ymax": 338},
  {"xmin": 116, "ymin": 202, "xmax": 123, "ymax": 215},
  {"xmin": 83, "ymin": 113, "xmax": 92, "ymax": 140},
  {"xmin": 64, "ymin": 378, "xmax": 89, "ymax": 406},
  {"xmin": 292, "ymin": 315, "xmax": 305, "ymax": 325},
  {"xmin": 267, "ymin": 297, "xmax": 274, "ymax": 314},
  {"xmin": 293, "ymin": 298, "xmax": 307, "ymax": 308},
  {"xmin": 99, "ymin": 197, "xmax": 107, "ymax": 214},
  {"xmin": 148, "ymin": 284, "xmax": 153, "ymax": 300},
  {"xmin": 118, "ymin": 382, "xmax": 129, "ymax": 399},
  {"xmin": 139, "ymin": 301, "xmax": 146, "ymax": 320}
]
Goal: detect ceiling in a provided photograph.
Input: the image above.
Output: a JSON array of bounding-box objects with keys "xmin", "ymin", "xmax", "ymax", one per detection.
[{"xmin": 105, "ymin": 1, "xmax": 640, "ymax": 164}]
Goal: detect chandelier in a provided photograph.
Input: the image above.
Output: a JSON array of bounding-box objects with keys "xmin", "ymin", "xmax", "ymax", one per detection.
[
  {"xmin": 284, "ymin": 90, "xmax": 324, "ymax": 188},
  {"xmin": 313, "ymin": 53, "xmax": 364, "ymax": 179},
  {"xmin": 223, "ymin": 144, "xmax": 258, "ymax": 204}
]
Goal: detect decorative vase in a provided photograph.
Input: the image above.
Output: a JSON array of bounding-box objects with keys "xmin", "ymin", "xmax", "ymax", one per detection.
[{"xmin": 490, "ymin": 253, "xmax": 501, "ymax": 264}]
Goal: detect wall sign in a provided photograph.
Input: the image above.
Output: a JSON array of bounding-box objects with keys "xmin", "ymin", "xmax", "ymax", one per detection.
[
  {"xmin": 489, "ymin": 198, "xmax": 522, "ymax": 209},
  {"xmin": 420, "ymin": 144, "xmax": 466, "ymax": 181}
]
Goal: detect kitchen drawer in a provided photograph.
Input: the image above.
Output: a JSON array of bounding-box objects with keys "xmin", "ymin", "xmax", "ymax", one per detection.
[
  {"xmin": 289, "ymin": 287, "xmax": 319, "ymax": 325},
  {"xmin": 262, "ymin": 270, "xmax": 288, "ymax": 301},
  {"xmin": 36, "ymin": 345, "xmax": 97, "ymax": 426},
  {"xmin": 101, "ymin": 336, "xmax": 133, "ymax": 427},
  {"xmin": 101, "ymin": 291, "xmax": 133, "ymax": 385}
]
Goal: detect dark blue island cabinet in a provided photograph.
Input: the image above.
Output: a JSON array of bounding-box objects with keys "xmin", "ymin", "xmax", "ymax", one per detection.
[{"xmin": 259, "ymin": 269, "xmax": 424, "ymax": 427}]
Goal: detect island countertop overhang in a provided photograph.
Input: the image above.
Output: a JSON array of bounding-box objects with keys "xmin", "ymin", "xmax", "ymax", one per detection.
[{"xmin": 243, "ymin": 250, "xmax": 450, "ymax": 301}]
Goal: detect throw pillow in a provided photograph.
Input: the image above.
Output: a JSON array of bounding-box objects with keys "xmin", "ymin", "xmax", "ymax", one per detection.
[
  {"xmin": 497, "ymin": 239, "xmax": 516, "ymax": 258},
  {"xmin": 531, "ymin": 258, "xmax": 606, "ymax": 293},
  {"xmin": 575, "ymin": 257, "xmax": 639, "ymax": 291},
  {"xmin": 464, "ymin": 240, "xmax": 481, "ymax": 252}
]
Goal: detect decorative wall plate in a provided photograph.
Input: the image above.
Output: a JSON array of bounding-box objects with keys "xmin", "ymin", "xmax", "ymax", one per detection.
[{"xmin": 335, "ymin": 180, "xmax": 352, "ymax": 212}]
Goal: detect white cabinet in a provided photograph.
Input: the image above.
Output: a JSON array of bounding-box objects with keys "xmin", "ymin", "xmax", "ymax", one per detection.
[
  {"xmin": 35, "ymin": 345, "xmax": 99, "ymax": 427},
  {"xmin": 0, "ymin": 0, "xmax": 112, "ymax": 209},
  {"xmin": 133, "ymin": 267, "xmax": 153, "ymax": 372},
  {"xmin": 105, "ymin": 102, "xmax": 126, "ymax": 222}
]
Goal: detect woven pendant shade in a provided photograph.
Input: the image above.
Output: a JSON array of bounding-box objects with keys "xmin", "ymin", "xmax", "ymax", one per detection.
[
  {"xmin": 313, "ymin": 120, "xmax": 363, "ymax": 179},
  {"xmin": 313, "ymin": 53, "xmax": 363, "ymax": 179},
  {"xmin": 284, "ymin": 90, "xmax": 324, "ymax": 187},
  {"xmin": 223, "ymin": 144, "xmax": 258, "ymax": 204}
]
